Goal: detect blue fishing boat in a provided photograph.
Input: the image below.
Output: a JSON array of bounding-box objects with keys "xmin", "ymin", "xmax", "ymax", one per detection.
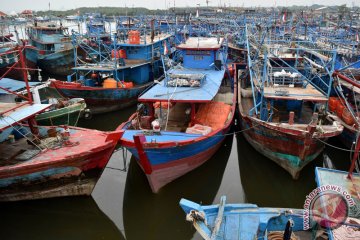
[
  {"xmin": 180, "ymin": 196, "xmax": 311, "ymax": 240},
  {"xmin": 238, "ymin": 26, "xmax": 343, "ymax": 179},
  {"xmin": 26, "ymin": 22, "xmax": 80, "ymax": 76},
  {"xmin": 50, "ymin": 21, "xmax": 173, "ymax": 114},
  {"xmin": 118, "ymin": 37, "xmax": 236, "ymax": 193}
]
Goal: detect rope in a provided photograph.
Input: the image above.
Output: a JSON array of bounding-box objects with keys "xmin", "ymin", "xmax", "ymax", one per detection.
[
  {"xmin": 267, "ymin": 231, "xmax": 299, "ymax": 240},
  {"xmin": 316, "ymin": 138, "xmax": 359, "ymax": 152}
]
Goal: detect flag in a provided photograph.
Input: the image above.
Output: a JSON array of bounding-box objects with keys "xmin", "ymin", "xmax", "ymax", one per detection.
[
  {"xmin": 196, "ymin": 9, "xmax": 199, "ymax": 18},
  {"xmin": 282, "ymin": 12, "xmax": 286, "ymax": 22},
  {"xmin": 357, "ymin": 33, "xmax": 359, "ymax": 42},
  {"xmin": 163, "ymin": 41, "xmax": 168, "ymax": 55}
]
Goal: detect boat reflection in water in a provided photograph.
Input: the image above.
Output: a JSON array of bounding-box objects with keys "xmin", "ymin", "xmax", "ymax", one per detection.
[
  {"xmin": 0, "ymin": 196, "xmax": 124, "ymax": 240},
  {"xmin": 122, "ymin": 135, "xmax": 234, "ymax": 240}
]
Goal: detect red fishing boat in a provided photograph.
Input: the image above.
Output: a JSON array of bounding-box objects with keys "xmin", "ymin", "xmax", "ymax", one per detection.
[{"xmin": 0, "ymin": 47, "xmax": 123, "ymax": 201}]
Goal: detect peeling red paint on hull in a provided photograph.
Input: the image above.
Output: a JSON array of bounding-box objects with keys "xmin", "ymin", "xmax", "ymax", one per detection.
[{"xmin": 0, "ymin": 127, "xmax": 123, "ymax": 202}]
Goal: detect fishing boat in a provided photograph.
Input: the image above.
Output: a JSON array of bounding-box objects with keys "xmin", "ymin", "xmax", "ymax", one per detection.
[
  {"xmin": 50, "ymin": 20, "xmax": 173, "ymax": 114},
  {"xmin": 26, "ymin": 22, "xmax": 80, "ymax": 76},
  {"xmin": 0, "ymin": 120, "xmax": 122, "ymax": 201},
  {"xmin": 0, "ymin": 77, "xmax": 88, "ymax": 126},
  {"xmin": 118, "ymin": 36, "xmax": 236, "ymax": 193},
  {"xmin": 326, "ymin": 68, "xmax": 360, "ymax": 149},
  {"xmin": 180, "ymin": 196, "xmax": 312, "ymax": 240},
  {"xmin": 0, "ymin": 51, "xmax": 120, "ymax": 201},
  {"xmin": 35, "ymin": 97, "xmax": 87, "ymax": 126},
  {"xmin": 0, "ymin": 44, "xmax": 38, "ymax": 81},
  {"xmin": 237, "ymin": 28, "xmax": 343, "ymax": 179},
  {"xmin": 0, "ymin": 91, "xmax": 121, "ymax": 201}
]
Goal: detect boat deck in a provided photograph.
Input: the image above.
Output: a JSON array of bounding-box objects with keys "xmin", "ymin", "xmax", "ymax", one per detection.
[
  {"xmin": 240, "ymin": 90, "xmax": 315, "ymax": 124},
  {"xmin": 177, "ymin": 37, "xmax": 224, "ymax": 50},
  {"xmin": 72, "ymin": 60, "xmax": 149, "ymax": 71},
  {"xmin": 0, "ymin": 138, "xmax": 38, "ymax": 167},
  {"xmin": 122, "ymin": 130, "xmax": 201, "ymax": 142},
  {"xmin": 253, "ymin": 77, "xmax": 327, "ymax": 101}
]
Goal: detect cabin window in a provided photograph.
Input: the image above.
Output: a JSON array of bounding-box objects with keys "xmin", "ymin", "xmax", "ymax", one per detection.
[{"xmin": 194, "ymin": 56, "xmax": 203, "ymax": 60}]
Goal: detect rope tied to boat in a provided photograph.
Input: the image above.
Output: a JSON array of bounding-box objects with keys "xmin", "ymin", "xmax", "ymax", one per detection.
[
  {"xmin": 267, "ymin": 231, "xmax": 299, "ymax": 240},
  {"xmin": 186, "ymin": 210, "xmax": 206, "ymax": 224}
]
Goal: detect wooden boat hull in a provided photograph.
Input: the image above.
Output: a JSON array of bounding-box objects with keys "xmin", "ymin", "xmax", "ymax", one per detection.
[
  {"xmin": 180, "ymin": 196, "xmax": 308, "ymax": 240},
  {"xmin": 123, "ymin": 132, "xmax": 228, "ymax": 193},
  {"xmin": 239, "ymin": 115, "xmax": 342, "ymax": 179},
  {"xmin": 37, "ymin": 48, "xmax": 75, "ymax": 76},
  {"xmin": 35, "ymin": 100, "xmax": 86, "ymax": 126},
  {"xmin": 50, "ymin": 80, "xmax": 152, "ymax": 114},
  {"xmin": 0, "ymin": 127, "xmax": 123, "ymax": 201},
  {"xmin": 240, "ymin": 117, "xmax": 322, "ymax": 179}
]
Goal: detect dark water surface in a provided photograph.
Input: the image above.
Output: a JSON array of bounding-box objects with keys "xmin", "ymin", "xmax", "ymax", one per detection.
[{"xmin": 0, "ymin": 107, "xmax": 351, "ymax": 239}]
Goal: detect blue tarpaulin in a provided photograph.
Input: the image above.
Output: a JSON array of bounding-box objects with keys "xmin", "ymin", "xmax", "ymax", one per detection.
[
  {"xmin": 0, "ymin": 78, "xmax": 41, "ymax": 94},
  {"xmin": 139, "ymin": 68, "xmax": 225, "ymax": 102}
]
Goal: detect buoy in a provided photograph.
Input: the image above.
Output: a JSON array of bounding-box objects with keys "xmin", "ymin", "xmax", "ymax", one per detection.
[
  {"xmin": 91, "ymin": 73, "xmax": 98, "ymax": 79},
  {"xmin": 328, "ymin": 97, "xmax": 339, "ymax": 112},
  {"xmin": 128, "ymin": 30, "xmax": 140, "ymax": 44}
]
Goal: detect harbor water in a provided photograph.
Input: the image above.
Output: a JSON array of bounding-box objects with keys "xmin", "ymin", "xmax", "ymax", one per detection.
[
  {"xmin": 0, "ymin": 19, "xmax": 356, "ymax": 240},
  {"xmin": 0, "ymin": 106, "xmax": 351, "ymax": 240}
]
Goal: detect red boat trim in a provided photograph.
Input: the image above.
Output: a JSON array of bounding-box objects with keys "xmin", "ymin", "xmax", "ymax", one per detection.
[{"xmin": 133, "ymin": 134, "xmax": 153, "ymax": 174}]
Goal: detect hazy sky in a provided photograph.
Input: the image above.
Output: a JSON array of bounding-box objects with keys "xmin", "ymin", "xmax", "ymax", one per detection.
[{"xmin": 1, "ymin": 0, "xmax": 357, "ymax": 13}]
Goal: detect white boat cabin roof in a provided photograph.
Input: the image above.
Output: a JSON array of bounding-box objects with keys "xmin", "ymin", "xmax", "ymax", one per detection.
[{"xmin": 177, "ymin": 37, "xmax": 224, "ymax": 50}]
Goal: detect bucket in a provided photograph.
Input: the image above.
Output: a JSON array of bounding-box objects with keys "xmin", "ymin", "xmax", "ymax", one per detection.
[
  {"xmin": 119, "ymin": 49, "xmax": 127, "ymax": 59},
  {"xmin": 118, "ymin": 81, "xmax": 134, "ymax": 88},
  {"xmin": 103, "ymin": 78, "xmax": 117, "ymax": 88},
  {"xmin": 328, "ymin": 97, "xmax": 339, "ymax": 112},
  {"xmin": 128, "ymin": 30, "xmax": 140, "ymax": 44},
  {"xmin": 342, "ymin": 109, "xmax": 355, "ymax": 126},
  {"xmin": 47, "ymin": 128, "xmax": 58, "ymax": 137}
]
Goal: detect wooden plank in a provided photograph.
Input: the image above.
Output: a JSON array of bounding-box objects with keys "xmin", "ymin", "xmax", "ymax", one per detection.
[{"xmin": 211, "ymin": 196, "xmax": 226, "ymax": 240}]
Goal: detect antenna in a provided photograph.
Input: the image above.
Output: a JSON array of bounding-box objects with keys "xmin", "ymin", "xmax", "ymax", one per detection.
[{"xmin": 206, "ymin": 0, "xmax": 210, "ymax": 7}]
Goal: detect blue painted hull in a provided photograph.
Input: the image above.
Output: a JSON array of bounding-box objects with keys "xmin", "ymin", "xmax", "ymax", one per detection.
[
  {"xmin": 38, "ymin": 49, "xmax": 74, "ymax": 76},
  {"xmin": 180, "ymin": 196, "xmax": 308, "ymax": 240},
  {"xmin": 51, "ymin": 81, "xmax": 153, "ymax": 114},
  {"xmin": 121, "ymin": 127, "xmax": 231, "ymax": 192}
]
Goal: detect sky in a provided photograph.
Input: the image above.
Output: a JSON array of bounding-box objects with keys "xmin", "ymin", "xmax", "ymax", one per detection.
[{"xmin": 1, "ymin": 0, "xmax": 357, "ymax": 13}]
